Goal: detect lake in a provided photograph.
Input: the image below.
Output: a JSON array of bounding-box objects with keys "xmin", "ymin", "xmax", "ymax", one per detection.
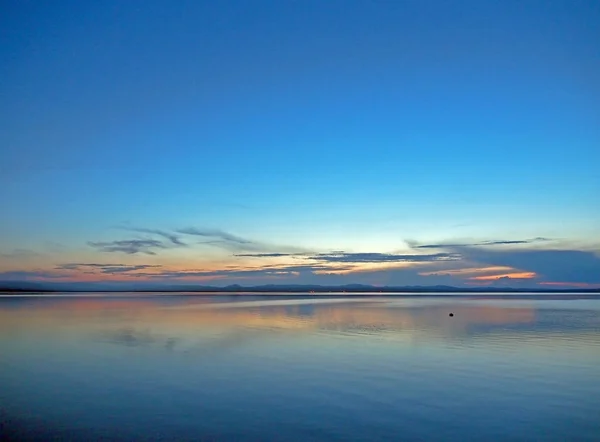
[{"xmin": 1, "ymin": 294, "xmax": 599, "ymax": 441}]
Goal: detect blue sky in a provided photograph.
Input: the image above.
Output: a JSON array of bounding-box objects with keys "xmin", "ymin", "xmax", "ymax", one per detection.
[{"xmin": 1, "ymin": 0, "xmax": 599, "ymax": 288}]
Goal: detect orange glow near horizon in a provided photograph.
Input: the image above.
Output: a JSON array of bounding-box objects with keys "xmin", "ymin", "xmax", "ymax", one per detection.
[
  {"xmin": 5, "ymin": 258, "xmax": 596, "ymax": 289},
  {"xmin": 2, "ymin": 256, "xmax": 438, "ymax": 282},
  {"xmin": 470, "ymin": 271, "xmax": 537, "ymax": 281}
]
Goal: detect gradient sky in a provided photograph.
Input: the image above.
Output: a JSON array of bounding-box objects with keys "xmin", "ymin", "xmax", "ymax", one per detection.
[{"xmin": 1, "ymin": 0, "xmax": 599, "ymax": 288}]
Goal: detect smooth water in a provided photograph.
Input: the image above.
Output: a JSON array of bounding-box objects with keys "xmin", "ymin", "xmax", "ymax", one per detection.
[{"xmin": 1, "ymin": 294, "xmax": 599, "ymax": 441}]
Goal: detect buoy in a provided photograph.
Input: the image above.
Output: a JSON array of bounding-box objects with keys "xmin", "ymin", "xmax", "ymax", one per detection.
[{"xmin": 449, "ymin": 313, "xmax": 454, "ymax": 317}]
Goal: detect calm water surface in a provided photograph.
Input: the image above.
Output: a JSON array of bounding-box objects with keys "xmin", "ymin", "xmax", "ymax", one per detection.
[{"xmin": 1, "ymin": 294, "xmax": 599, "ymax": 441}]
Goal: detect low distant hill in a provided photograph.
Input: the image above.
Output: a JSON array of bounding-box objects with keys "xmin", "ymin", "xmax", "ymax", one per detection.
[{"xmin": 1, "ymin": 281, "xmax": 598, "ymax": 294}]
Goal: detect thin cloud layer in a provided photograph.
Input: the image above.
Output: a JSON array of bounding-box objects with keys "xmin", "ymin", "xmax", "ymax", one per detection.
[
  {"xmin": 410, "ymin": 238, "xmax": 551, "ymax": 249},
  {"xmin": 177, "ymin": 227, "xmax": 309, "ymax": 254},
  {"xmin": 56, "ymin": 263, "xmax": 162, "ymax": 274},
  {"xmin": 449, "ymin": 247, "xmax": 600, "ymax": 284},
  {"xmin": 309, "ymin": 252, "xmax": 460, "ymax": 263},
  {"xmin": 8, "ymin": 228, "xmax": 597, "ymax": 289},
  {"xmin": 234, "ymin": 253, "xmax": 303, "ymax": 258},
  {"xmin": 177, "ymin": 227, "xmax": 255, "ymax": 246},
  {"xmin": 118, "ymin": 263, "xmax": 355, "ymax": 280},
  {"xmin": 88, "ymin": 239, "xmax": 167, "ymax": 255},
  {"xmin": 88, "ymin": 226, "xmax": 308, "ymax": 255},
  {"xmin": 234, "ymin": 251, "xmax": 459, "ymax": 263},
  {"xmin": 122, "ymin": 227, "xmax": 186, "ymax": 246},
  {"xmin": 0, "ymin": 270, "xmax": 67, "ymax": 280}
]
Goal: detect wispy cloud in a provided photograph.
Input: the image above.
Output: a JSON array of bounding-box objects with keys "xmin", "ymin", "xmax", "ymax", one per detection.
[
  {"xmin": 123, "ymin": 263, "xmax": 355, "ymax": 280},
  {"xmin": 260, "ymin": 264, "xmax": 355, "ymax": 273},
  {"xmin": 234, "ymin": 253, "xmax": 302, "ymax": 258},
  {"xmin": 88, "ymin": 239, "xmax": 167, "ymax": 255},
  {"xmin": 130, "ymin": 269, "xmax": 296, "ymax": 280},
  {"xmin": 122, "ymin": 227, "xmax": 186, "ymax": 246},
  {"xmin": 449, "ymin": 247, "xmax": 600, "ymax": 284},
  {"xmin": 236, "ymin": 251, "xmax": 460, "ymax": 263},
  {"xmin": 234, "ymin": 251, "xmax": 459, "ymax": 264},
  {"xmin": 73, "ymin": 229, "xmax": 600, "ymax": 288},
  {"xmin": 177, "ymin": 227, "xmax": 309, "ymax": 254},
  {"xmin": 410, "ymin": 237, "xmax": 551, "ymax": 249},
  {"xmin": 0, "ymin": 270, "xmax": 67, "ymax": 280},
  {"xmin": 309, "ymin": 252, "xmax": 460, "ymax": 263},
  {"xmin": 88, "ymin": 226, "xmax": 190, "ymax": 257},
  {"xmin": 56, "ymin": 263, "xmax": 162, "ymax": 274},
  {"xmin": 89, "ymin": 225, "xmax": 311, "ymax": 256},
  {"xmin": 177, "ymin": 227, "xmax": 253, "ymax": 245}
]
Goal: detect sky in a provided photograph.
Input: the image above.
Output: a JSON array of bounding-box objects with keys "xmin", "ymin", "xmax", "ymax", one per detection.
[{"xmin": 1, "ymin": 0, "xmax": 599, "ymax": 289}]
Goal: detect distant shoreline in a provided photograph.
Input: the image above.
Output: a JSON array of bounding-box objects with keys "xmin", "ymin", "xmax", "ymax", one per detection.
[{"xmin": 1, "ymin": 288, "xmax": 599, "ymax": 295}]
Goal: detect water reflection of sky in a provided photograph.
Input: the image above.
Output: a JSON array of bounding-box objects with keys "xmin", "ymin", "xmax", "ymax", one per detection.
[
  {"xmin": 1, "ymin": 295, "xmax": 599, "ymax": 371},
  {"xmin": 1, "ymin": 295, "xmax": 600, "ymax": 441},
  {"xmin": 2, "ymin": 295, "xmax": 598, "ymax": 336}
]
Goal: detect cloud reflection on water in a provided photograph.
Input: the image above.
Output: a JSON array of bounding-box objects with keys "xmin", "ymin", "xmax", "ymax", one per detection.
[{"xmin": 3, "ymin": 296, "xmax": 599, "ymax": 358}]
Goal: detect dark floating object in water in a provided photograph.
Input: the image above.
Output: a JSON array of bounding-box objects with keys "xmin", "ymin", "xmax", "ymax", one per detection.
[{"xmin": 449, "ymin": 313, "xmax": 454, "ymax": 317}]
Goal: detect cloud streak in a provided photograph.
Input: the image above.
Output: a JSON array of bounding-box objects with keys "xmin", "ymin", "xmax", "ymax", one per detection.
[
  {"xmin": 309, "ymin": 252, "xmax": 460, "ymax": 263},
  {"xmin": 234, "ymin": 253, "xmax": 303, "ymax": 258},
  {"xmin": 235, "ymin": 251, "xmax": 459, "ymax": 264},
  {"xmin": 449, "ymin": 247, "xmax": 600, "ymax": 284},
  {"xmin": 122, "ymin": 227, "xmax": 186, "ymax": 246},
  {"xmin": 177, "ymin": 226, "xmax": 309, "ymax": 254},
  {"xmin": 109, "ymin": 262, "xmax": 360, "ymax": 282},
  {"xmin": 177, "ymin": 227, "xmax": 254, "ymax": 245},
  {"xmin": 56, "ymin": 263, "xmax": 162, "ymax": 274},
  {"xmin": 410, "ymin": 238, "xmax": 551, "ymax": 249},
  {"xmin": 0, "ymin": 270, "xmax": 69, "ymax": 280},
  {"xmin": 75, "ymin": 228, "xmax": 599, "ymax": 287},
  {"xmin": 88, "ymin": 239, "xmax": 167, "ymax": 255},
  {"xmin": 88, "ymin": 226, "xmax": 311, "ymax": 256}
]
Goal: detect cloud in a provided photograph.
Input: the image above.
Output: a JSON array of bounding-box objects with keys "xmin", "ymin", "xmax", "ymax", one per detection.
[
  {"xmin": 406, "ymin": 237, "xmax": 599, "ymax": 285},
  {"xmin": 88, "ymin": 239, "xmax": 167, "ymax": 255},
  {"xmin": 87, "ymin": 226, "xmax": 302, "ymax": 256},
  {"xmin": 411, "ymin": 237, "xmax": 551, "ymax": 249},
  {"xmin": 177, "ymin": 227, "xmax": 309, "ymax": 254},
  {"xmin": 13, "ymin": 226, "xmax": 597, "ymax": 288},
  {"xmin": 448, "ymin": 247, "xmax": 600, "ymax": 284},
  {"xmin": 0, "ymin": 270, "xmax": 67, "ymax": 280},
  {"xmin": 56, "ymin": 263, "xmax": 162, "ymax": 274},
  {"xmin": 88, "ymin": 226, "xmax": 189, "ymax": 256},
  {"xmin": 132, "ymin": 269, "xmax": 294, "ymax": 279},
  {"xmin": 127, "ymin": 263, "xmax": 354, "ymax": 280},
  {"xmin": 176, "ymin": 227, "xmax": 272, "ymax": 252},
  {"xmin": 260, "ymin": 264, "xmax": 355, "ymax": 273},
  {"xmin": 234, "ymin": 251, "xmax": 460, "ymax": 264},
  {"xmin": 234, "ymin": 253, "xmax": 300, "ymax": 258},
  {"xmin": 309, "ymin": 252, "xmax": 460, "ymax": 263},
  {"xmin": 177, "ymin": 227, "xmax": 253, "ymax": 245},
  {"xmin": 120, "ymin": 244, "xmax": 600, "ymax": 286},
  {"xmin": 122, "ymin": 227, "xmax": 186, "ymax": 246}
]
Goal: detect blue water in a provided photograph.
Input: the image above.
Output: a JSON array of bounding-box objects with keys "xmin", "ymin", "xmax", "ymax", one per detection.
[{"xmin": 1, "ymin": 294, "xmax": 599, "ymax": 441}]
